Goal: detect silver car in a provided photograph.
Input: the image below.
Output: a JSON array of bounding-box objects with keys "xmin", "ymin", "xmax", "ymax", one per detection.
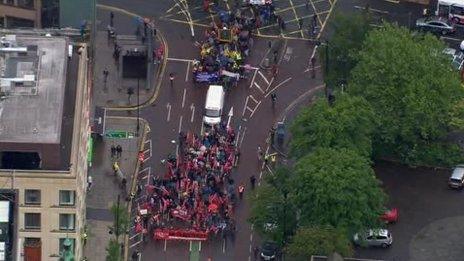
[
  {"xmin": 416, "ymin": 17, "xmax": 455, "ymax": 35},
  {"xmin": 353, "ymin": 229, "xmax": 393, "ymax": 248}
]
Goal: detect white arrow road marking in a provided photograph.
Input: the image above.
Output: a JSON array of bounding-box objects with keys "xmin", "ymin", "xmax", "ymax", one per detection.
[
  {"xmin": 190, "ymin": 103, "xmax": 195, "ymax": 122},
  {"xmin": 166, "ymin": 103, "xmax": 171, "ymax": 122}
]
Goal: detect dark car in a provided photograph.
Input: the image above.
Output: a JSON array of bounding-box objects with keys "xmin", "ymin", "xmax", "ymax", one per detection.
[
  {"xmin": 416, "ymin": 17, "xmax": 455, "ymax": 35},
  {"xmin": 260, "ymin": 241, "xmax": 280, "ymax": 260}
]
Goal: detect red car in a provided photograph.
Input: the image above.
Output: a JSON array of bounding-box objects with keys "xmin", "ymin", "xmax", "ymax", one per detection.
[{"xmin": 381, "ymin": 208, "xmax": 398, "ymax": 223}]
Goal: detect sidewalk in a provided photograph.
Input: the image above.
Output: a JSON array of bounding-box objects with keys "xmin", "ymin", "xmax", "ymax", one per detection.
[{"xmin": 84, "ymin": 117, "xmax": 145, "ymax": 260}]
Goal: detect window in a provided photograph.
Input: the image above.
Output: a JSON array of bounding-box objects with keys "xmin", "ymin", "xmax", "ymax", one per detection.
[
  {"xmin": 25, "ymin": 189, "xmax": 41, "ymax": 205},
  {"xmin": 59, "ymin": 191, "xmax": 75, "ymax": 206},
  {"xmin": 17, "ymin": 0, "xmax": 34, "ymax": 8},
  {"xmin": 59, "ymin": 214, "xmax": 75, "ymax": 231},
  {"xmin": 59, "ymin": 238, "xmax": 75, "ymax": 253},
  {"xmin": 24, "ymin": 213, "xmax": 40, "ymax": 229}
]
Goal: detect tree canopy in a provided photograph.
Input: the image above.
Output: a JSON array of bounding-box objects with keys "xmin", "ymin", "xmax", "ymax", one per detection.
[
  {"xmin": 292, "ymin": 147, "xmax": 386, "ymax": 232},
  {"xmin": 348, "ymin": 24, "xmax": 464, "ymax": 164},
  {"xmin": 287, "ymin": 226, "xmax": 353, "ymax": 259},
  {"xmin": 290, "ymin": 94, "xmax": 376, "ymax": 159},
  {"xmin": 248, "ymin": 167, "xmax": 297, "ymax": 245}
]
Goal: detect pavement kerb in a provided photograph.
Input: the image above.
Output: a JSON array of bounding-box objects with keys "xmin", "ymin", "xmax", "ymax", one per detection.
[
  {"xmin": 97, "ymin": 4, "xmax": 169, "ymax": 111},
  {"xmin": 104, "ymin": 116, "xmax": 149, "ymax": 261}
]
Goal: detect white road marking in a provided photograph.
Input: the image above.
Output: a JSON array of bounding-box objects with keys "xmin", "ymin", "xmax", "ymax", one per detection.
[
  {"xmin": 246, "ymin": 106, "xmax": 254, "ymax": 112},
  {"xmin": 199, "ymin": 241, "xmax": 202, "ymax": 251},
  {"xmin": 442, "ymin": 36, "xmax": 462, "ymax": 42},
  {"xmin": 164, "ymin": 239, "xmax": 167, "ymax": 251},
  {"xmin": 167, "ymin": 57, "xmax": 196, "ymax": 62},
  {"xmin": 253, "ymin": 82, "xmax": 265, "ymax": 93},
  {"xmin": 265, "ymin": 77, "xmax": 292, "ymax": 98},
  {"xmin": 248, "ymin": 69, "xmax": 258, "ymax": 89},
  {"xmin": 185, "ymin": 61, "xmax": 190, "ymax": 82},
  {"xmin": 166, "ymin": 103, "xmax": 171, "ymax": 122},
  {"xmin": 249, "ymin": 95, "xmax": 259, "ymax": 104},
  {"xmin": 267, "ymin": 77, "xmax": 275, "ymax": 92},
  {"xmin": 242, "ymin": 96, "xmax": 250, "ymax": 117},
  {"xmin": 190, "ymin": 103, "xmax": 195, "ymax": 122},
  {"xmin": 222, "ymin": 239, "xmax": 226, "ymax": 253},
  {"xmin": 178, "ymin": 115, "xmax": 183, "ymax": 133},
  {"xmin": 258, "ymin": 70, "xmax": 270, "ymax": 85},
  {"xmin": 239, "ymin": 127, "xmax": 247, "ymax": 148},
  {"xmin": 182, "ymin": 88, "xmax": 187, "ymax": 108},
  {"xmin": 235, "ymin": 125, "xmax": 242, "ymax": 147},
  {"xmin": 249, "ymin": 101, "xmax": 262, "ymax": 118}
]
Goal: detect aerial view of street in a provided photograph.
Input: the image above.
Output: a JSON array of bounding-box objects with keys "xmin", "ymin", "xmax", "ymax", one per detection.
[{"xmin": 2, "ymin": 0, "xmax": 464, "ymax": 261}]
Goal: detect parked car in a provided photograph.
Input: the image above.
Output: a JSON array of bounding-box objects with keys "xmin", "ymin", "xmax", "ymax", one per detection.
[
  {"xmin": 260, "ymin": 241, "xmax": 280, "ymax": 260},
  {"xmin": 449, "ymin": 165, "xmax": 464, "ymax": 189},
  {"xmin": 353, "ymin": 229, "xmax": 393, "ymax": 248},
  {"xmin": 381, "ymin": 208, "xmax": 399, "ymax": 223},
  {"xmin": 416, "ymin": 17, "xmax": 455, "ymax": 35}
]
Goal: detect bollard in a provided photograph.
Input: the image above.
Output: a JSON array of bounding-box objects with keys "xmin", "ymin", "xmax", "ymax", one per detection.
[{"xmin": 263, "ymin": 58, "xmax": 270, "ymax": 68}]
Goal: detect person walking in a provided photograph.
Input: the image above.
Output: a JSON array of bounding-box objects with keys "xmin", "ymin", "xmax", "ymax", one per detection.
[
  {"xmin": 257, "ymin": 146, "xmax": 263, "ymax": 161},
  {"xmin": 273, "ymin": 50, "xmax": 278, "ymax": 64},
  {"xmin": 298, "ymin": 18, "xmax": 303, "ymax": 30},
  {"xmin": 169, "ymin": 73, "xmax": 175, "ymax": 87},
  {"xmin": 117, "ymin": 145, "xmax": 122, "ymax": 158},
  {"xmin": 238, "ymin": 183, "xmax": 245, "ymax": 200},
  {"xmin": 271, "ymin": 93, "xmax": 277, "ymax": 106},
  {"xmin": 87, "ymin": 175, "xmax": 93, "ymax": 192},
  {"xmin": 272, "ymin": 64, "xmax": 278, "ymax": 77},
  {"xmin": 253, "ymin": 246, "xmax": 260, "ymax": 260},
  {"xmin": 111, "ymin": 145, "xmax": 116, "ymax": 158},
  {"xmin": 121, "ymin": 177, "xmax": 127, "ymax": 190},
  {"xmin": 249, "ymin": 175, "xmax": 256, "ymax": 190},
  {"xmin": 110, "ymin": 12, "xmax": 114, "ymax": 27}
]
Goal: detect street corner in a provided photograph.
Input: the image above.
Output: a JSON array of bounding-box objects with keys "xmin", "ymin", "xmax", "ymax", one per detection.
[{"xmin": 409, "ymin": 216, "xmax": 464, "ymax": 261}]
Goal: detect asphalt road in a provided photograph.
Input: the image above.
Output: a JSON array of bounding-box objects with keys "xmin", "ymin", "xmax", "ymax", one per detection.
[{"xmin": 97, "ymin": 0, "xmax": 328, "ymax": 260}]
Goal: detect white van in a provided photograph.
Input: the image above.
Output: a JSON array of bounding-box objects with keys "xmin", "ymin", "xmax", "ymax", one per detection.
[{"xmin": 203, "ymin": 85, "xmax": 225, "ymax": 126}]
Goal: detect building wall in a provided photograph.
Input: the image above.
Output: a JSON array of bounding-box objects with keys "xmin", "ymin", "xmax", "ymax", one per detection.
[
  {"xmin": 0, "ymin": 0, "xmax": 42, "ymax": 28},
  {"xmin": 0, "ymin": 42, "xmax": 89, "ymax": 261}
]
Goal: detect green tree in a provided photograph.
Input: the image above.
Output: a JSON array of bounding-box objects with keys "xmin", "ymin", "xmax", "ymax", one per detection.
[
  {"xmin": 109, "ymin": 201, "xmax": 129, "ymax": 239},
  {"xmin": 349, "ymin": 23, "xmax": 464, "ymax": 165},
  {"xmin": 105, "ymin": 239, "xmax": 121, "ymax": 261},
  {"xmin": 449, "ymin": 99, "xmax": 464, "ymax": 131},
  {"xmin": 322, "ymin": 11, "xmax": 372, "ymax": 88},
  {"xmin": 292, "ymin": 148, "xmax": 386, "ymax": 232},
  {"xmin": 290, "ymin": 94, "xmax": 376, "ymax": 159},
  {"xmin": 287, "ymin": 226, "xmax": 353, "ymax": 259},
  {"xmin": 248, "ymin": 167, "xmax": 297, "ymax": 245}
]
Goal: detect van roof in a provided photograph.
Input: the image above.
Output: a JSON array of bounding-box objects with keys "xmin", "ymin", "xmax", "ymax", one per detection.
[
  {"xmin": 206, "ymin": 85, "xmax": 224, "ymax": 109},
  {"xmin": 451, "ymin": 165, "xmax": 464, "ymax": 179}
]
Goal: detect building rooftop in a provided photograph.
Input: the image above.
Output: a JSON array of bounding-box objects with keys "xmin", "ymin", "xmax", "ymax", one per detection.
[{"xmin": 0, "ymin": 34, "xmax": 67, "ymax": 144}]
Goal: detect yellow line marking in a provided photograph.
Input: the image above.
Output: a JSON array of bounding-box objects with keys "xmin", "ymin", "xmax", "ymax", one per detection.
[
  {"xmin": 317, "ymin": 0, "xmax": 337, "ymax": 39},
  {"xmin": 289, "ymin": 0, "xmax": 304, "ymax": 38},
  {"xmin": 162, "ymin": 17, "xmax": 209, "ymax": 28},
  {"xmin": 309, "ymin": 0, "xmax": 323, "ymax": 26}
]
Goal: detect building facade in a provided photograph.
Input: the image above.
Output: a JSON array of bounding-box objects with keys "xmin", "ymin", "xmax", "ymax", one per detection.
[
  {"xmin": 0, "ymin": 33, "xmax": 90, "ymax": 260},
  {"xmin": 0, "ymin": 0, "xmax": 42, "ymax": 28}
]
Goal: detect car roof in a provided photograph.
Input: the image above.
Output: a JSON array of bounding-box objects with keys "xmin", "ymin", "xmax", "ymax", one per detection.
[
  {"xmin": 451, "ymin": 165, "xmax": 464, "ymax": 179},
  {"xmin": 368, "ymin": 229, "xmax": 389, "ymax": 237}
]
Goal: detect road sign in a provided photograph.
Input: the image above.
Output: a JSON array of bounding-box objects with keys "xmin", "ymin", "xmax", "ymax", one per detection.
[{"xmin": 105, "ymin": 130, "xmax": 135, "ymax": 139}]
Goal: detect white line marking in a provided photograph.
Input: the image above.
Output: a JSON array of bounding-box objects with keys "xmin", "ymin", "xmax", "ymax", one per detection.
[
  {"xmin": 249, "ymin": 95, "xmax": 259, "ymax": 104},
  {"xmin": 246, "ymin": 106, "xmax": 254, "ymax": 112},
  {"xmin": 189, "ymin": 241, "xmax": 192, "ymax": 251},
  {"xmin": 250, "ymin": 101, "xmax": 262, "ymax": 118},
  {"xmin": 164, "ymin": 239, "xmax": 167, "ymax": 251},
  {"xmin": 178, "ymin": 115, "xmax": 183, "ymax": 133},
  {"xmin": 129, "ymin": 240, "xmax": 142, "ymax": 249},
  {"xmin": 182, "ymin": 88, "xmax": 187, "ymax": 108},
  {"xmin": 167, "ymin": 57, "xmax": 196, "ymax": 62},
  {"xmin": 250, "ymin": 234, "xmax": 253, "ymax": 241},
  {"xmin": 185, "ymin": 61, "xmax": 190, "ymax": 82},
  {"xmin": 442, "ymin": 36, "xmax": 462, "ymax": 42},
  {"xmin": 222, "ymin": 239, "xmax": 226, "ymax": 253},
  {"xmin": 249, "ymin": 244, "xmax": 252, "ymax": 252},
  {"xmin": 235, "ymin": 126, "xmax": 241, "ymax": 147},
  {"xmin": 166, "ymin": 103, "xmax": 171, "ymax": 122},
  {"xmin": 242, "ymin": 96, "xmax": 250, "ymax": 117},
  {"xmin": 253, "ymin": 82, "xmax": 265, "ymax": 93},
  {"xmin": 239, "ymin": 127, "xmax": 247, "ymax": 148},
  {"xmin": 190, "ymin": 103, "xmax": 195, "ymax": 122},
  {"xmin": 267, "ymin": 77, "xmax": 275, "ymax": 92},
  {"xmin": 258, "ymin": 70, "xmax": 270, "ymax": 85},
  {"xmin": 248, "ymin": 70, "xmax": 258, "ymax": 89},
  {"xmin": 265, "ymin": 77, "xmax": 292, "ymax": 98},
  {"xmin": 199, "ymin": 241, "xmax": 202, "ymax": 251},
  {"xmin": 130, "ymin": 234, "xmax": 140, "ymax": 240}
]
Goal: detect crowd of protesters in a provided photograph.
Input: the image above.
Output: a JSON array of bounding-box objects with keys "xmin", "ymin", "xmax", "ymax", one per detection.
[{"xmin": 134, "ymin": 124, "xmax": 239, "ymax": 240}]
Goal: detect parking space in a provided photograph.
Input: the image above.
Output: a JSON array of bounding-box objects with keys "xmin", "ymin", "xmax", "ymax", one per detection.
[{"xmin": 356, "ymin": 161, "xmax": 464, "ymax": 261}]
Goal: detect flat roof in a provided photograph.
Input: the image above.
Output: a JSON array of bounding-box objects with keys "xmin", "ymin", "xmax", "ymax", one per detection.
[{"xmin": 0, "ymin": 35, "xmax": 67, "ymax": 144}]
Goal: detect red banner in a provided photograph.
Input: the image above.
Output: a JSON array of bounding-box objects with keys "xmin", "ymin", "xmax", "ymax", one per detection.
[{"xmin": 153, "ymin": 228, "xmax": 208, "ymax": 241}]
